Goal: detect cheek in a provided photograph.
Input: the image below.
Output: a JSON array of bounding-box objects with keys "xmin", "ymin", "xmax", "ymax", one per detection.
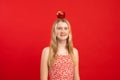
[
  {"xmin": 66, "ymin": 30, "xmax": 69, "ymax": 35},
  {"xmin": 55, "ymin": 30, "xmax": 60, "ymax": 35}
]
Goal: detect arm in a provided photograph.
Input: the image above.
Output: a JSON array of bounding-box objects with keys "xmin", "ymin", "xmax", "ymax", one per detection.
[
  {"xmin": 73, "ymin": 48, "xmax": 80, "ymax": 80},
  {"xmin": 40, "ymin": 47, "xmax": 49, "ymax": 80}
]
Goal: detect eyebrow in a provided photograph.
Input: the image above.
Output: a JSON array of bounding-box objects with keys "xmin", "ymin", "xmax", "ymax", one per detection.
[{"xmin": 57, "ymin": 26, "xmax": 68, "ymax": 28}]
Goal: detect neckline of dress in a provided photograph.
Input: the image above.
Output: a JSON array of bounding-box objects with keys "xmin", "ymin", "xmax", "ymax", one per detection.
[{"xmin": 56, "ymin": 53, "xmax": 70, "ymax": 56}]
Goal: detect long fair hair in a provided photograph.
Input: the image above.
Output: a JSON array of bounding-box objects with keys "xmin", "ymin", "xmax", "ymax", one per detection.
[{"xmin": 48, "ymin": 18, "xmax": 76, "ymax": 68}]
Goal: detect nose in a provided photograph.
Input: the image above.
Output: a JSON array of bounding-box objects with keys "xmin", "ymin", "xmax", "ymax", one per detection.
[{"xmin": 61, "ymin": 28, "xmax": 65, "ymax": 33}]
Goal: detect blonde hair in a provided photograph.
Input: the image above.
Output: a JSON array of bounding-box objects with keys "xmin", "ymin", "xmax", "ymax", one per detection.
[{"xmin": 48, "ymin": 18, "xmax": 76, "ymax": 69}]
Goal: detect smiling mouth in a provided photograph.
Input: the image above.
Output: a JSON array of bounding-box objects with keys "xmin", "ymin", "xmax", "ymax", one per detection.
[{"xmin": 60, "ymin": 34, "xmax": 66, "ymax": 36}]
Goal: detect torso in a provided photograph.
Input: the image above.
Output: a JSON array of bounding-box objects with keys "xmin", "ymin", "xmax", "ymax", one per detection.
[{"xmin": 48, "ymin": 54, "xmax": 74, "ymax": 80}]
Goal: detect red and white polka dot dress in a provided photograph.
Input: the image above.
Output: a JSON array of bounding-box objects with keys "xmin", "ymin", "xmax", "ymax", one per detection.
[{"xmin": 49, "ymin": 54, "xmax": 74, "ymax": 80}]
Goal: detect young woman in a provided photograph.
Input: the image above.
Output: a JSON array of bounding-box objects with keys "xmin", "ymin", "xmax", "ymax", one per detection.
[{"xmin": 40, "ymin": 11, "xmax": 80, "ymax": 80}]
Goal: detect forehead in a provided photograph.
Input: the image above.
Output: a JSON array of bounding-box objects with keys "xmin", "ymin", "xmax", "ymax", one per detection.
[{"xmin": 57, "ymin": 21, "xmax": 68, "ymax": 27}]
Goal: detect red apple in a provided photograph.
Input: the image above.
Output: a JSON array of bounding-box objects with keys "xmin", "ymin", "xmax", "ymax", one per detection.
[{"xmin": 56, "ymin": 11, "xmax": 65, "ymax": 18}]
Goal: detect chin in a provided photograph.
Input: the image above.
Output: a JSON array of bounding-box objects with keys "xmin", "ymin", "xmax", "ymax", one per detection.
[
  {"xmin": 58, "ymin": 37, "xmax": 68, "ymax": 41},
  {"xmin": 59, "ymin": 39, "xmax": 67, "ymax": 41}
]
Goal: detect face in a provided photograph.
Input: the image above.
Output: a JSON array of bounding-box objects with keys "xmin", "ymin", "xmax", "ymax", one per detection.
[{"xmin": 55, "ymin": 21, "xmax": 69, "ymax": 41}]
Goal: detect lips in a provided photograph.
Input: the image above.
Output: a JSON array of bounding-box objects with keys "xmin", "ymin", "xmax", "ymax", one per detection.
[{"xmin": 60, "ymin": 34, "xmax": 66, "ymax": 36}]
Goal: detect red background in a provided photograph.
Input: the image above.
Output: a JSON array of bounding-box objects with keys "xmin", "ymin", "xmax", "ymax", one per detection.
[{"xmin": 0, "ymin": 0, "xmax": 120, "ymax": 80}]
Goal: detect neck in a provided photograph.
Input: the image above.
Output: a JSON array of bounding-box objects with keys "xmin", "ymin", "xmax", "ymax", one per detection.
[{"xmin": 57, "ymin": 40, "xmax": 67, "ymax": 49}]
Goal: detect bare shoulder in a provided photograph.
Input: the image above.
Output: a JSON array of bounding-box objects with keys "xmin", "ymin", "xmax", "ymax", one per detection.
[
  {"xmin": 73, "ymin": 48, "xmax": 79, "ymax": 56},
  {"xmin": 41, "ymin": 47, "xmax": 50, "ymax": 59},
  {"xmin": 42, "ymin": 47, "xmax": 50, "ymax": 54}
]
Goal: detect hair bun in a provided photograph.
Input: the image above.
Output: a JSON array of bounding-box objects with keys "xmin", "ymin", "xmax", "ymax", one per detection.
[{"xmin": 56, "ymin": 10, "xmax": 65, "ymax": 18}]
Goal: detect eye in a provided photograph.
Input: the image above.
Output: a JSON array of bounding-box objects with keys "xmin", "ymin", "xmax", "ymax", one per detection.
[
  {"xmin": 64, "ymin": 27, "xmax": 68, "ymax": 30},
  {"xmin": 57, "ymin": 27, "xmax": 62, "ymax": 30}
]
